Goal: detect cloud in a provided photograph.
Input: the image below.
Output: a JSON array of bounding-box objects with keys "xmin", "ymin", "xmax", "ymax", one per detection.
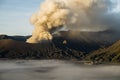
[
  {"xmin": 0, "ymin": 60, "xmax": 120, "ymax": 80},
  {"xmin": 27, "ymin": 0, "xmax": 120, "ymax": 43}
]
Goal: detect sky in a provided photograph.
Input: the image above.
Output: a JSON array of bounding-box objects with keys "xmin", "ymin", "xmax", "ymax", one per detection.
[
  {"xmin": 0, "ymin": 0, "xmax": 44, "ymax": 35},
  {"xmin": 0, "ymin": 0, "xmax": 120, "ymax": 35}
]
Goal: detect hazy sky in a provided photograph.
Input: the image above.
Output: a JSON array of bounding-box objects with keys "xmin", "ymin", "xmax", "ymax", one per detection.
[
  {"xmin": 0, "ymin": 0, "xmax": 44, "ymax": 35},
  {"xmin": 0, "ymin": 0, "xmax": 119, "ymax": 35}
]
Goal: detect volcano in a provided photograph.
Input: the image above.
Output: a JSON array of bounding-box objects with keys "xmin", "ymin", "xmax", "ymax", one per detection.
[{"xmin": 0, "ymin": 30, "xmax": 120, "ymax": 63}]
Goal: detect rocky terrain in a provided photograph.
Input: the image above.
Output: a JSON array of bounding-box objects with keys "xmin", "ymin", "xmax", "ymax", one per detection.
[
  {"xmin": 0, "ymin": 39, "xmax": 85, "ymax": 60},
  {"xmin": 86, "ymin": 40, "xmax": 120, "ymax": 63},
  {"xmin": 0, "ymin": 30, "xmax": 120, "ymax": 63}
]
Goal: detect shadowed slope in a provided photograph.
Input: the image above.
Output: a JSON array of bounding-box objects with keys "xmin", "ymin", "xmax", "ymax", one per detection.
[
  {"xmin": 86, "ymin": 40, "xmax": 120, "ymax": 63},
  {"xmin": 0, "ymin": 30, "xmax": 120, "ymax": 62},
  {"xmin": 0, "ymin": 39, "xmax": 84, "ymax": 60}
]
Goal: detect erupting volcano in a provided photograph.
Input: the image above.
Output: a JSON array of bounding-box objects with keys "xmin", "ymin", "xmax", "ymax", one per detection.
[{"xmin": 27, "ymin": 0, "xmax": 120, "ymax": 43}]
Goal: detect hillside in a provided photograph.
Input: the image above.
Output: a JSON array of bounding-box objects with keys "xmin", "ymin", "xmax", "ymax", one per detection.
[
  {"xmin": 0, "ymin": 38, "xmax": 120, "ymax": 63},
  {"xmin": 0, "ymin": 39, "xmax": 85, "ymax": 60},
  {"xmin": 0, "ymin": 30, "xmax": 120, "ymax": 63},
  {"xmin": 86, "ymin": 40, "xmax": 120, "ymax": 63},
  {"xmin": 1, "ymin": 30, "xmax": 118, "ymax": 53}
]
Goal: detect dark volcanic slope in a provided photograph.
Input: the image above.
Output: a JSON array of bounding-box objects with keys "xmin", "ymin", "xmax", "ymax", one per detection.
[
  {"xmin": 1, "ymin": 30, "xmax": 119, "ymax": 53},
  {"xmin": 53, "ymin": 30, "xmax": 120, "ymax": 52},
  {"xmin": 86, "ymin": 40, "xmax": 120, "ymax": 63},
  {"xmin": 0, "ymin": 30, "xmax": 120, "ymax": 61},
  {"xmin": 0, "ymin": 39, "xmax": 84, "ymax": 60}
]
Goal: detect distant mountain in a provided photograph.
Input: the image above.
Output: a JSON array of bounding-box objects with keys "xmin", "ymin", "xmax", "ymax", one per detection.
[
  {"xmin": 86, "ymin": 40, "xmax": 120, "ymax": 63},
  {"xmin": 0, "ymin": 34, "xmax": 30, "ymax": 42}
]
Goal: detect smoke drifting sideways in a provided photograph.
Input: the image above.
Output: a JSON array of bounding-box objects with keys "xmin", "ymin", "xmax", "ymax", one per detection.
[{"xmin": 27, "ymin": 0, "xmax": 120, "ymax": 43}]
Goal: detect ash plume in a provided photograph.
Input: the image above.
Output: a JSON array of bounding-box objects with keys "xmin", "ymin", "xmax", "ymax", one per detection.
[
  {"xmin": 27, "ymin": 0, "xmax": 120, "ymax": 43},
  {"xmin": 26, "ymin": 0, "xmax": 69, "ymax": 43}
]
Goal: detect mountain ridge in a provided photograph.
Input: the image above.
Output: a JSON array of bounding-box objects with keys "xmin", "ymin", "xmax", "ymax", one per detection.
[
  {"xmin": 86, "ymin": 40, "xmax": 120, "ymax": 63},
  {"xmin": 0, "ymin": 31, "xmax": 120, "ymax": 63}
]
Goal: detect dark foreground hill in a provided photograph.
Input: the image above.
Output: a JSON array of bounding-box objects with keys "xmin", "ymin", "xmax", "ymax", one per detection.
[
  {"xmin": 1, "ymin": 30, "xmax": 119, "ymax": 53},
  {"xmin": 86, "ymin": 40, "xmax": 120, "ymax": 63},
  {"xmin": 0, "ymin": 30, "xmax": 120, "ymax": 63},
  {"xmin": 0, "ymin": 39, "xmax": 85, "ymax": 60},
  {"xmin": 0, "ymin": 39, "xmax": 120, "ymax": 63}
]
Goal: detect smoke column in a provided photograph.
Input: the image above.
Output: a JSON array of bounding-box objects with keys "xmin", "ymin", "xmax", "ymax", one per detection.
[{"xmin": 27, "ymin": 0, "xmax": 120, "ymax": 43}]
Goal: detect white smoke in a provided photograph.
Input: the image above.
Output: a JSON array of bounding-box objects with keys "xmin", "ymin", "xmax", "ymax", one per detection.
[
  {"xmin": 27, "ymin": 0, "xmax": 120, "ymax": 43},
  {"xmin": 27, "ymin": 0, "xmax": 69, "ymax": 43}
]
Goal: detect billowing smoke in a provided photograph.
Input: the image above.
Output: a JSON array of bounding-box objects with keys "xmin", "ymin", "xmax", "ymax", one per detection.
[
  {"xmin": 27, "ymin": 0, "xmax": 120, "ymax": 43},
  {"xmin": 26, "ymin": 0, "xmax": 69, "ymax": 43}
]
